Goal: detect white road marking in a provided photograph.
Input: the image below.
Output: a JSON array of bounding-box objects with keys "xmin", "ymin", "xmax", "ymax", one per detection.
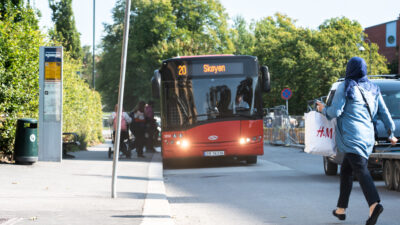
[{"xmin": 140, "ymin": 153, "xmax": 175, "ymax": 225}]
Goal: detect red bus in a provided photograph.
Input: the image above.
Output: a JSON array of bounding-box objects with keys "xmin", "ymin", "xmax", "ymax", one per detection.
[{"xmin": 152, "ymin": 55, "xmax": 270, "ymax": 166}]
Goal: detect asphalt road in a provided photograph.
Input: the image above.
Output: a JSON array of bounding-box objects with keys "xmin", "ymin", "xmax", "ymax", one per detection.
[{"xmin": 163, "ymin": 144, "xmax": 400, "ymax": 225}]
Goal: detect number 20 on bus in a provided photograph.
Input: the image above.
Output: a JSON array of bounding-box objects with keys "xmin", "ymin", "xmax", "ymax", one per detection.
[{"xmin": 178, "ymin": 65, "xmax": 187, "ymax": 76}]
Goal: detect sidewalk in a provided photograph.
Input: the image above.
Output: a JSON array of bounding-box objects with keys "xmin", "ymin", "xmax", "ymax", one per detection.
[{"xmin": 0, "ymin": 141, "xmax": 172, "ymax": 225}]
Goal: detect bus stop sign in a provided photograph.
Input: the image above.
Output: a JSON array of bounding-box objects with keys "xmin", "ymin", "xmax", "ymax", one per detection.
[{"xmin": 281, "ymin": 88, "xmax": 292, "ymax": 100}]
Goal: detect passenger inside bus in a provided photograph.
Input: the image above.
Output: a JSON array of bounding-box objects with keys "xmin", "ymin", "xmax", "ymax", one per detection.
[
  {"xmin": 235, "ymin": 94, "xmax": 249, "ymax": 109},
  {"xmin": 215, "ymin": 85, "xmax": 232, "ymax": 117},
  {"xmin": 234, "ymin": 78, "xmax": 252, "ymax": 111}
]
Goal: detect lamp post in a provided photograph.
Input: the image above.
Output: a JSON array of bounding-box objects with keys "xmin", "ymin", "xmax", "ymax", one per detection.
[
  {"xmin": 92, "ymin": 0, "xmax": 95, "ymax": 89},
  {"xmin": 358, "ymin": 39, "xmax": 372, "ymax": 74},
  {"xmin": 365, "ymin": 39, "xmax": 372, "ymax": 74}
]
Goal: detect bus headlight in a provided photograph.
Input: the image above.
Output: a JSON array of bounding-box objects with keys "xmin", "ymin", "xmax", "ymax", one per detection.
[
  {"xmin": 182, "ymin": 140, "xmax": 189, "ymax": 148},
  {"xmin": 240, "ymin": 136, "xmax": 259, "ymax": 145},
  {"xmin": 177, "ymin": 139, "xmax": 190, "ymax": 148}
]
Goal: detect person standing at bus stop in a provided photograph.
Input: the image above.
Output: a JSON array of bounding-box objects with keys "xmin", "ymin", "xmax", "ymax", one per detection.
[
  {"xmin": 131, "ymin": 101, "xmax": 146, "ymax": 158},
  {"xmin": 109, "ymin": 104, "xmax": 132, "ymax": 158},
  {"xmin": 316, "ymin": 57, "xmax": 397, "ymax": 225}
]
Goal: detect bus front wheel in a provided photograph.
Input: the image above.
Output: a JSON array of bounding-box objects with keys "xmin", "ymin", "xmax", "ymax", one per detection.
[
  {"xmin": 246, "ymin": 156, "xmax": 257, "ymax": 164},
  {"xmin": 163, "ymin": 158, "xmax": 171, "ymax": 169}
]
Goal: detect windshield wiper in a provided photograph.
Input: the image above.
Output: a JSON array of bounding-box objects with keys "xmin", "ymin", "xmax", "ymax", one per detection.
[
  {"xmin": 191, "ymin": 112, "xmax": 259, "ymax": 121},
  {"xmin": 233, "ymin": 113, "xmax": 257, "ymax": 119}
]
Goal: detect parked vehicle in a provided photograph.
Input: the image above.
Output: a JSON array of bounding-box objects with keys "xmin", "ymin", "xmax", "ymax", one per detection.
[
  {"xmin": 369, "ymin": 152, "xmax": 400, "ymax": 191},
  {"xmin": 322, "ymin": 75, "xmax": 400, "ymax": 177}
]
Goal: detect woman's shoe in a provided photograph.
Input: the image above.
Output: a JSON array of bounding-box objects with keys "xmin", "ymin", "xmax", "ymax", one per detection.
[
  {"xmin": 332, "ymin": 210, "xmax": 346, "ymax": 220},
  {"xmin": 366, "ymin": 204, "xmax": 383, "ymax": 225}
]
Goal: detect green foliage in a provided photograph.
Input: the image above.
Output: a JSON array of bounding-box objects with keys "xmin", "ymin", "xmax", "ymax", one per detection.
[
  {"xmin": 388, "ymin": 59, "xmax": 398, "ymax": 74},
  {"xmin": 0, "ymin": 0, "xmax": 23, "ymax": 18},
  {"xmin": 49, "ymin": 0, "xmax": 82, "ymax": 60},
  {"xmin": 62, "ymin": 52, "xmax": 103, "ymax": 147},
  {"xmin": 97, "ymin": 0, "xmax": 234, "ymax": 111},
  {"xmin": 229, "ymin": 16, "xmax": 255, "ymax": 55},
  {"xmin": 0, "ymin": 6, "xmax": 42, "ymax": 155},
  {"xmin": 97, "ymin": 4, "xmax": 390, "ymax": 116},
  {"xmin": 252, "ymin": 14, "xmax": 388, "ymax": 114},
  {"xmin": 0, "ymin": 3, "xmax": 103, "ymax": 156},
  {"xmin": 80, "ymin": 45, "xmax": 94, "ymax": 86}
]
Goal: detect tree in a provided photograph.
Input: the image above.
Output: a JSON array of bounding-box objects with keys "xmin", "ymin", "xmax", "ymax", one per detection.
[
  {"xmin": 252, "ymin": 14, "xmax": 388, "ymax": 114},
  {"xmin": 97, "ymin": 0, "xmax": 234, "ymax": 111},
  {"xmin": 49, "ymin": 0, "xmax": 82, "ymax": 59},
  {"xmin": 229, "ymin": 16, "xmax": 255, "ymax": 55},
  {"xmin": 0, "ymin": 0, "xmax": 23, "ymax": 17},
  {"xmin": 80, "ymin": 45, "xmax": 93, "ymax": 84}
]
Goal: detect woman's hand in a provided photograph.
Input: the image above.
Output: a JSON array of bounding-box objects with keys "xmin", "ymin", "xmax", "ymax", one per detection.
[
  {"xmin": 316, "ymin": 101, "xmax": 325, "ymax": 113},
  {"xmin": 389, "ymin": 136, "xmax": 398, "ymax": 146}
]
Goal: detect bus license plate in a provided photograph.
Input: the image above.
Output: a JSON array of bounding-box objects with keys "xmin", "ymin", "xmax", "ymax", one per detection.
[{"xmin": 204, "ymin": 151, "xmax": 225, "ymax": 157}]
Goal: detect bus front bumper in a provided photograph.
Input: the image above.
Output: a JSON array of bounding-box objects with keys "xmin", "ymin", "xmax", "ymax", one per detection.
[{"xmin": 162, "ymin": 141, "xmax": 264, "ymax": 159}]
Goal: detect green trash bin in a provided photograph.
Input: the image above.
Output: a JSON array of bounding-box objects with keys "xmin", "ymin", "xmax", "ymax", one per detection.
[{"xmin": 14, "ymin": 118, "xmax": 38, "ymax": 164}]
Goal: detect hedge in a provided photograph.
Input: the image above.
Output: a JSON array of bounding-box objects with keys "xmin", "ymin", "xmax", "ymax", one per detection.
[
  {"xmin": 62, "ymin": 52, "xmax": 103, "ymax": 149},
  {"xmin": 0, "ymin": 8, "xmax": 42, "ymax": 156},
  {"xmin": 0, "ymin": 8, "xmax": 103, "ymax": 158}
]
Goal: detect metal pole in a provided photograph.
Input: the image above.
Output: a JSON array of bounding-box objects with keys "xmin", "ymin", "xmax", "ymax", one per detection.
[
  {"xmin": 92, "ymin": 0, "xmax": 96, "ymax": 89},
  {"xmin": 369, "ymin": 42, "xmax": 372, "ymax": 75},
  {"xmin": 286, "ymin": 99, "xmax": 289, "ymax": 115},
  {"xmin": 285, "ymin": 100, "xmax": 289, "ymax": 145},
  {"xmin": 112, "ymin": 0, "xmax": 131, "ymax": 198}
]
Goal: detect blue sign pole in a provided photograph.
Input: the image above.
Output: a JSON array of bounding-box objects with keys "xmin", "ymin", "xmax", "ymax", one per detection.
[{"xmin": 286, "ymin": 99, "xmax": 289, "ymax": 115}]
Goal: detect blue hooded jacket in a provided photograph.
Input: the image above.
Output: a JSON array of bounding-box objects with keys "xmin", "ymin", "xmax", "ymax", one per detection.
[
  {"xmin": 344, "ymin": 57, "xmax": 379, "ymax": 99},
  {"xmin": 322, "ymin": 57, "xmax": 395, "ymax": 159}
]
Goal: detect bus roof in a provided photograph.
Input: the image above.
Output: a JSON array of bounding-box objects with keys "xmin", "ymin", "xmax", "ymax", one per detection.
[
  {"xmin": 175, "ymin": 54, "xmax": 234, "ymax": 58},
  {"xmin": 163, "ymin": 55, "xmax": 257, "ymax": 64}
]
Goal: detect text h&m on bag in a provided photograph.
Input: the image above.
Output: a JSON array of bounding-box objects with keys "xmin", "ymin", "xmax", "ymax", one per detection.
[{"xmin": 317, "ymin": 127, "xmax": 333, "ymax": 139}]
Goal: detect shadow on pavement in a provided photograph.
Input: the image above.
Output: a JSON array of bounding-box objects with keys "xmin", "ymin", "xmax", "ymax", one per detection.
[
  {"xmin": 112, "ymin": 192, "xmax": 166, "ymax": 199},
  {"xmin": 164, "ymin": 157, "xmax": 251, "ymax": 170},
  {"xmin": 112, "ymin": 215, "xmax": 171, "ymax": 218},
  {"xmin": 73, "ymin": 173, "xmax": 162, "ymax": 181},
  {"xmin": 64, "ymin": 149, "xmax": 155, "ymax": 162}
]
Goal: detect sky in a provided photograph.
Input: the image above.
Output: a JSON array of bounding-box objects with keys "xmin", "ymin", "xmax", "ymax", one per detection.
[{"xmin": 34, "ymin": 0, "xmax": 400, "ymax": 48}]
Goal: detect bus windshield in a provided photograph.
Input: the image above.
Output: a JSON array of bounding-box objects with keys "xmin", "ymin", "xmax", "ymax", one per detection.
[{"xmin": 160, "ymin": 57, "xmax": 263, "ymax": 130}]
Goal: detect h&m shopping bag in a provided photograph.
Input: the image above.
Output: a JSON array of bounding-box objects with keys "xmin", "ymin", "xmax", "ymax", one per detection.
[{"xmin": 304, "ymin": 111, "xmax": 337, "ymax": 156}]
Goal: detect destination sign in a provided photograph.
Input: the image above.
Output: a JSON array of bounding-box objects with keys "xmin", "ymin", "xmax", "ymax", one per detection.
[
  {"xmin": 177, "ymin": 62, "xmax": 244, "ymax": 76},
  {"xmin": 203, "ymin": 64, "xmax": 226, "ymax": 74}
]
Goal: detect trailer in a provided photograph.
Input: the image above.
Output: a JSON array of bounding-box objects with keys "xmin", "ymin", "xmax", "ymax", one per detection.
[{"xmin": 370, "ymin": 152, "xmax": 400, "ymax": 192}]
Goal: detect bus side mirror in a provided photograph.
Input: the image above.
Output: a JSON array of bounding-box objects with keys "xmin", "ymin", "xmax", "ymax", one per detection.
[
  {"xmin": 261, "ymin": 66, "xmax": 271, "ymax": 93},
  {"xmin": 152, "ymin": 70, "xmax": 161, "ymax": 99}
]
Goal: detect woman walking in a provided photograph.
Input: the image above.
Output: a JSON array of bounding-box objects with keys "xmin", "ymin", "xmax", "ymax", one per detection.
[{"xmin": 317, "ymin": 57, "xmax": 397, "ymax": 225}]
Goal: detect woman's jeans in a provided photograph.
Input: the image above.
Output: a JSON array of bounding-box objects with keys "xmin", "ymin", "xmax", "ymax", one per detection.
[{"xmin": 337, "ymin": 153, "xmax": 380, "ymax": 208}]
